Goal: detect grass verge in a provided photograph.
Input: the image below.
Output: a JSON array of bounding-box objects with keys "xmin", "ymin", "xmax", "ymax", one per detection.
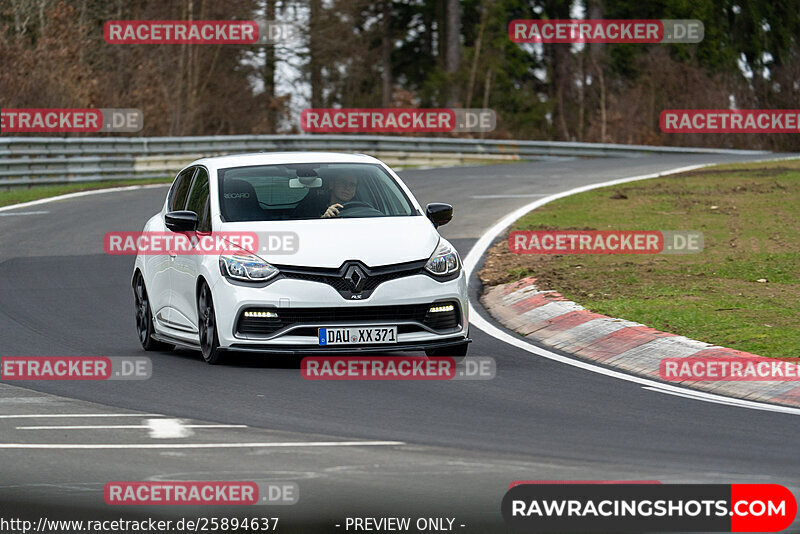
[
  {"xmin": 479, "ymin": 159, "xmax": 800, "ymax": 358},
  {"xmin": 0, "ymin": 178, "xmax": 172, "ymax": 208}
]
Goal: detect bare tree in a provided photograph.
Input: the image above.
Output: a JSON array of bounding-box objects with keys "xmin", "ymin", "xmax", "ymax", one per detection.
[
  {"xmin": 309, "ymin": 0, "xmax": 323, "ymax": 108},
  {"xmin": 444, "ymin": 0, "xmax": 460, "ymax": 106},
  {"xmin": 381, "ymin": 0, "xmax": 392, "ymax": 106},
  {"xmin": 465, "ymin": 0, "xmax": 487, "ymax": 108},
  {"xmin": 588, "ymin": 0, "xmax": 606, "ymax": 142}
]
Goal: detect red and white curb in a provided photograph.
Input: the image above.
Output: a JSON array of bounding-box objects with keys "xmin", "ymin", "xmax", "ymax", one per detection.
[{"xmin": 481, "ymin": 276, "xmax": 800, "ymax": 408}]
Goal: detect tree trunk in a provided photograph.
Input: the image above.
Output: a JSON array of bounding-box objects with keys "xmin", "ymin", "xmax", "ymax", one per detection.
[
  {"xmin": 465, "ymin": 0, "xmax": 487, "ymax": 108},
  {"xmin": 480, "ymin": 68, "xmax": 492, "ymax": 139},
  {"xmin": 578, "ymin": 49, "xmax": 584, "ymax": 141},
  {"xmin": 381, "ymin": 0, "xmax": 392, "ymax": 107},
  {"xmin": 588, "ymin": 0, "xmax": 606, "ymax": 142},
  {"xmin": 554, "ymin": 45, "xmax": 570, "ymax": 139},
  {"xmin": 264, "ymin": 0, "xmax": 277, "ymax": 131},
  {"xmin": 309, "ymin": 0, "xmax": 323, "ymax": 108},
  {"xmin": 545, "ymin": 0, "xmax": 571, "ymax": 139},
  {"xmin": 444, "ymin": 0, "xmax": 460, "ymax": 106}
]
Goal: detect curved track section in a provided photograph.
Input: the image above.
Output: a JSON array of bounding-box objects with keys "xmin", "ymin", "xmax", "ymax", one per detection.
[{"xmin": 1, "ymin": 154, "xmax": 798, "ymax": 531}]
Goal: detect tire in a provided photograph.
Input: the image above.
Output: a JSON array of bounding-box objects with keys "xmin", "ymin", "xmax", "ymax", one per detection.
[
  {"xmin": 133, "ymin": 272, "xmax": 174, "ymax": 352},
  {"xmin": 425, "ymin": 341, "xmax": 469, "ymax": 358},
  {"xmin": 197, "ymin": 282, "xmax": 224, "ymax": 365}
]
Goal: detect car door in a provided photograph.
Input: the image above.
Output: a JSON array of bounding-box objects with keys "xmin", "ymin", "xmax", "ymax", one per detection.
[
  {"xmin": 169, "ymin": 166, "xmax": 210, "ymax": 335},
  {"xmin": 147, "ymin": 166, "xmax": 195, "ymax": 329}
]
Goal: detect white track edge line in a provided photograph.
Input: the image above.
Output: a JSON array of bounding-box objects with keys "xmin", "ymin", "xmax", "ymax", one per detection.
[
  {"xmin": 0, "ymin": 440, "xmax": 406, "ymax": 449},
  {"xmin": 16, "ymin": 424, "xmax": 248, "ymax": 430},
  {"xmin": 463, "ymin": 158, "xmax": 800, "ymax": 417},
  {"xmin": 640, "ymin": 386, "xmax": 764, "ymax": 410},
  {"xmin": 0, "ymin": 413, "xmax": 163, "ymax": 419}
]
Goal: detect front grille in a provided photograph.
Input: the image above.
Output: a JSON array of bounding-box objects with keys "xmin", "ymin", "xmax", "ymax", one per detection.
[
  {"xmin": 274, "ymin": 260, "xmax": 427, "ymax": 299},
  {"xmin": 281, "ymin": 271, "xmax": 409, "ymax": 292},
  {"xmin": 236, "ymin": 301, "xmax": 461, "ymax": 336}
]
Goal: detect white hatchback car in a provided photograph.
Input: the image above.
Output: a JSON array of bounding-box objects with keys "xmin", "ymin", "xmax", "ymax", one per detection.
[{"xmin": 132, "ymin": 152, "xmax": 470, "ymax": 364}]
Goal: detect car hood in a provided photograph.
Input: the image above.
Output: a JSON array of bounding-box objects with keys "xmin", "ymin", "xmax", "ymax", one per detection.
[{"xmin": 221, "ymin": 216, "xmax": 440, "ymax": 268}]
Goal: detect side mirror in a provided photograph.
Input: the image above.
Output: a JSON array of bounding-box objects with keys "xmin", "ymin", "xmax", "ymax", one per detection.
[
  {"xmin": 426, "ymin": 203, "xmax": 453, "ymax": 228},
  {"xmin": 165, "ymin": 210, "xmax": 198, "ymax": 232}
]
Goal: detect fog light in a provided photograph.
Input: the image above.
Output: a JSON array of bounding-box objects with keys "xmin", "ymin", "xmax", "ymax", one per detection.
[
  {"xmin": 244, "ymin": 310, "xmax": 278, "ymax": 318},
  {"xmin": 428, "ymin": 304, "xmax": 455, "ymax": 313}
]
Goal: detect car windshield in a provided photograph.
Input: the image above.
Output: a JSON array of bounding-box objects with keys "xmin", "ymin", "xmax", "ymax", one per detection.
[{"xmin": 218, "ymin": 162, "xmax": 417, "ymax": 222}]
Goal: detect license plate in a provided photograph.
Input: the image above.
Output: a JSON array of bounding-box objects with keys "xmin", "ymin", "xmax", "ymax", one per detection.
[{"xmin": 318, "ymin": 326, "xmax": 397, "ymax": 345}]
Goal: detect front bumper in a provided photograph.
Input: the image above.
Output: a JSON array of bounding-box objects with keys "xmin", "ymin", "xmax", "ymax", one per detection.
[
  {"xmin": 210, "ymin": 271, "xmax": 469, "ymax": 351},
  {"xmin": 224, "ymin": 336, "xmax": 470, "ymax": 355}
]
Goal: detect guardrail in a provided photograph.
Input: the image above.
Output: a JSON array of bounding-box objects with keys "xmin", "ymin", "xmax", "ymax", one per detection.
[{"xmin": 0, "ymin": 135, "xmax": 771, "ymax": 187}]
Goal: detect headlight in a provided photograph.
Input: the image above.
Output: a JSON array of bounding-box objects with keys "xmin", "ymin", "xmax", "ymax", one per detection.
[
  {"xmin": 425, "ymin": 240, "xmax": 461, "ymax": 276},
  {"xmin": 219, "ymin": 251, "xmax": 279, "ymax": 282}
]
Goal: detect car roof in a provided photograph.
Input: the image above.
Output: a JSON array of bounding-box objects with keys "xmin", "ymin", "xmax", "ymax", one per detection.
[{"xmin": 188, "ymin": 152, "xmax": 382, "ymax": 172}]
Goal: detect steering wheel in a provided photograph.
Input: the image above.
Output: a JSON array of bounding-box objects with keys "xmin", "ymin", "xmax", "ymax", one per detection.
[
  {"xmin": 340, "ymin": 201, "xmax": 373, "ymax": 210},
  {"xmin": 339, "ymin": 201, "xmax": 384, "ymax": 218}
]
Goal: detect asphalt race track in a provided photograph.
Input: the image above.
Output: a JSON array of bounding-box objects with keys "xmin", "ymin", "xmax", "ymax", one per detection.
[{"xmin": 1, "ymin": 154, "xmax": 799, "ymax": 533}]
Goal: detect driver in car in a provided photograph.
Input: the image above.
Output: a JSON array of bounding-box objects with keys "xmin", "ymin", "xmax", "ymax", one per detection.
[
  {"xmin": 293, "ymin": 175, "xmax": 363, "ymax": 218},
  {"xmin": 321, "ymin": 175, "xmax": 358, "ymax": 218}
]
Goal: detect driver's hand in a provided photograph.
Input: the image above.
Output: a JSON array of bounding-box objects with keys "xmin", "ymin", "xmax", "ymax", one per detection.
[{"xmin": 322, "ymin": 203, "xmax": 343, "ymax": 218}]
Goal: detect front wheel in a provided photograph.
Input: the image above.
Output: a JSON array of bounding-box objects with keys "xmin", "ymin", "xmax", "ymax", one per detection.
[
  {"xmin": 197, "ymin": 283, "xmax": 224, "ymax": 365},
  {"xmin": 133, "ymin": 273, "xmax": 174, "ymax": 352}
]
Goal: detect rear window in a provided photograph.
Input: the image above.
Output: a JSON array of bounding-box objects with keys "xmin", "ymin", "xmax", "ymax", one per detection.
[{"xmin": 218, "ymin": 163, "xmax": 417, "ymax": 222}]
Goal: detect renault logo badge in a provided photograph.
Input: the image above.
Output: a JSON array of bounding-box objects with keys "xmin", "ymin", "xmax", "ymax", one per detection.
[{"xmin": 344, "ymin": 265, "xmax": 367, "ymax": 292}]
